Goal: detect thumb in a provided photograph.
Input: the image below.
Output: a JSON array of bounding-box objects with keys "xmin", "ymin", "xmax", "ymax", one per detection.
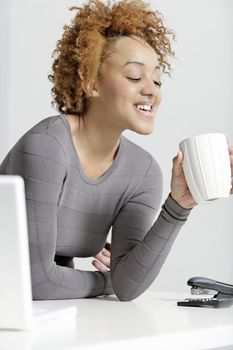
[
  {"xmin": 177, "ymin": 150, "xmax": 183, "ymax": 162},
  {"xmin": 172, "ymin": 150, "xmax": 183, "ymax": 176}
]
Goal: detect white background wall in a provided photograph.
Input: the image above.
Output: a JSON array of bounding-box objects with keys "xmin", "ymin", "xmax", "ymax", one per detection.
[{"xmin": 1, "ymin": 0, "xmax": 232, "ymax": 292}]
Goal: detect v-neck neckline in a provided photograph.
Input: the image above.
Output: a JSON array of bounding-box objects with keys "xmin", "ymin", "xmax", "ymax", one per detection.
[{"xmin": 59, "ymin": 114, "xmax": 124, "ymax": 185}]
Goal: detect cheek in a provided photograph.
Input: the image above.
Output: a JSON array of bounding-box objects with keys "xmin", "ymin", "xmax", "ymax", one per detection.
[
  {"xmin": 157, "ymin": 90, "xmax": 162, "ymax": 104},
  {"xmin": 102, "ymin": 79, "xmax": 136, "ymax": 101}
]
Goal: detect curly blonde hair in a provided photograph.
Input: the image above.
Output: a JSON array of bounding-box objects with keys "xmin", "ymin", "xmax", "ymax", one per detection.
[{"xmin": 48, "ymin": 0, "xmax": 176, "ymax": 116}]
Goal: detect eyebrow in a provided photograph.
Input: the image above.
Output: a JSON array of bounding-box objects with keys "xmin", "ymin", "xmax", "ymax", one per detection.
[{"xmin": 123, "ymin": 61, "xmax": 160, "ymax": 70}]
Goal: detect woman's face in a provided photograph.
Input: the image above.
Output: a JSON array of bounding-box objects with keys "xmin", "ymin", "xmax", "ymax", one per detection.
[{"xmin": 94, "ymin": 35, "xmax": 162, "ymax": 135}]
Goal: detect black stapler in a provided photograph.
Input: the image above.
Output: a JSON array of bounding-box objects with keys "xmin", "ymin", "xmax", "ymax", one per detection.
[{"xmin": 177, "ymin": 276, "xmax": 233, "ymax": 308}]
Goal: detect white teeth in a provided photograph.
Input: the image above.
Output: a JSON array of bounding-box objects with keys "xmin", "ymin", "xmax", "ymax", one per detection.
[{"xmin": 135, "ymin": 104, "xmax": 152, "ymax": 111}]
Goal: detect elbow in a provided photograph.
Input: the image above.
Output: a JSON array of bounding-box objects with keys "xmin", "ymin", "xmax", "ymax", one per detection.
[
  {"xmin": 32, "ymin": 289, "xmax": 45, "ymax": 301},
  {"xmin": 31, "ymin": 274, "xmax": 57, "ymax": 300},
  {"xmin": 111, "ymin": 278, "xmax": 139, "ymax": 302},
  {"xmin": 113, "ymin": 283, "xmax": 140, "ymax": 301},
  {"xmin": 31, "ymin": 263, "xmax": 60, "ymax": 300},
  {"xmin": 115, "ymin": 293, "xmax": 136, "ymax": 302},
  {"xmin": 111, "ymin": 265, "xmax": 141, "ymax": 302},
  {"xmin": 32, "ymin": 284, "xmax": 51, "ymax": 300}
]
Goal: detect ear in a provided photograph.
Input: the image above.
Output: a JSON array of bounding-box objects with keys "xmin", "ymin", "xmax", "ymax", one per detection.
[{"xmin": 86, "ymin": 80, "xmax": 100, "ymax": 98}]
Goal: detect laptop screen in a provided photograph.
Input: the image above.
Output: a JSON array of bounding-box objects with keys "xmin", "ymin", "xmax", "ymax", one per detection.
[{"xmin": 0, "ymin": 175, "xmax": 33, "ymax": 330}]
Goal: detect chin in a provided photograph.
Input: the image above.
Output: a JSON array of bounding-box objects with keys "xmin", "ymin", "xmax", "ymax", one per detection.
[
  {"xmin": 128, "ymin": 110, "xmax": 156, "ymax": 135},
  {"xmin": 137, "ymin": 128, "xmax": 154, "ymax": 136},
  {"xmin": 129, "ymin": 121, "xmax": 155, "ymax": 135}
]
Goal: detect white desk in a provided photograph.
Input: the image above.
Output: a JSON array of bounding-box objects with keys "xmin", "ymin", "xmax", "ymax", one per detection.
[{"xmin": 1, "ymin": 291, "xmax": 233, "ymax": 350}]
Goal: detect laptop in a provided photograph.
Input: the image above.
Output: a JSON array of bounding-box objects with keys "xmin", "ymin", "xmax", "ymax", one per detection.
[{"xmin": 0, "ymin": 175, "xmax": 77, "ymax": 330}]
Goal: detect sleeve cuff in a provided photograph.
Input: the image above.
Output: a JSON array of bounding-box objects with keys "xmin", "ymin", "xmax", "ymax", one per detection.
[
  {"xmin": 162, "ymin": 193, "xmax": 192, "ymax": 222},
  {"xmin": 102, "ymin": 271, "xmax": 114, "ymax": 295}
]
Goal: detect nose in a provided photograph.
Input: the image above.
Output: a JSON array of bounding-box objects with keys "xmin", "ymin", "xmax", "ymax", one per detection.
[{"xmin": 140, "ymin": 78, "xmax": 161, "ymax": 103}]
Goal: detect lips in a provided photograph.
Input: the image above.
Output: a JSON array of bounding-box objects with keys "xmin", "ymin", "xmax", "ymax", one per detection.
[{"xmin": 134, "ymin": 104, "xmax": 155, "ymax": 118}]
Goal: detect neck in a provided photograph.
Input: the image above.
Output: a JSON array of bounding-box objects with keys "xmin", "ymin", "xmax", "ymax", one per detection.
[{"xmin": 66, "ymin": 106, "xmax": 124, "ymax": 163}]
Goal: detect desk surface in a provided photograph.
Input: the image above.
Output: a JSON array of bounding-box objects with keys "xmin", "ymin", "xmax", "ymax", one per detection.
[{"xmin": 1, "ymin": 291, "xmax": 233, "ymax": 350}]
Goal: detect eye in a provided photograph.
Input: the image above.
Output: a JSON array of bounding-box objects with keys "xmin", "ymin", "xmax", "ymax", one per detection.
[
  {"xmin": 126, "ymin": 77, "xmax": 141, "ymax": 82},
  {"xmin": 127, "ymin": 77, "xmax": 162, "ymax": 87},
  {"xmin": 154, "ymin": 81, "xmax": 162, "ymax": 87}
]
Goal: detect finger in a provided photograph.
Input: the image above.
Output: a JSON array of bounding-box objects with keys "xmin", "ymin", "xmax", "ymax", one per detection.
[
  {"xmin": 94, "ymin": 252, "xmax": 111, "ymax": 268},
  {"xmin": 229, "ymin": 154, "xmax": 233, "ymax": 175},
  {"xmin": 228, "ymin": 149, "xmax": 233, "ymax": 194},
  {"xmin": 173, "ymin": 150, "xmax": 183, "ymax": 165},
  {"xmin": 228, "ymin": 145, "xmax": 233, "ymax": 155},
  {"xmin": 102, "ymin": 248, "xmax": 111, "ymax": 257},
  {"xmin": 178, "ymin": 150, "xmax": 183, "ymax": 162},
  {"xmin": 172, "ymin": 151, "xmax": 183, "ymax": 177},
  {"xmin": 92, "ymin": 260, "xmax": 108, "ymax": 272},
  {"xmin": 230, "ymin": 153, "xmax": 233, "ymax": 165}
]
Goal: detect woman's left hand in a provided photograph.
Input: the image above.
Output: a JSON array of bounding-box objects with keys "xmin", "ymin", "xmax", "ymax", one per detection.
[
  {"xmin": 170, "ymin": 150, "xmax": 198, "ymax": 209},
  {"xmin": 92, "ymin": 242, "xmax": 111, "ymax": 272}
]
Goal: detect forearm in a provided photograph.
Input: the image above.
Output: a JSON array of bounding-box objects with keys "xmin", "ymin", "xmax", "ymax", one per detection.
[
  {"xmin": 111, "ymin": 194, "xmax": 192, "ymax": 301},
  {"xmin": 32, "ymin": 263, "xmax": 113, "ymax": 300}
]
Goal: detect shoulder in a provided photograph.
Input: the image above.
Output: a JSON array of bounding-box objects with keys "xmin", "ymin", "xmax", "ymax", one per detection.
[
  {"xmin": 23, "ymin": 115, "xmax": 65, "ymax": 140},
  {"xmin": 14, "ymin": 115, "xmax": 67, "ymax": 164}
]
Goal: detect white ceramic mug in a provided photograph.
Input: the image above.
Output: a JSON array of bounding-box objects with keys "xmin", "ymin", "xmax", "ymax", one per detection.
[{"xmin": 179, "ymin": 133, "xmax": 231, "ymax": 204}]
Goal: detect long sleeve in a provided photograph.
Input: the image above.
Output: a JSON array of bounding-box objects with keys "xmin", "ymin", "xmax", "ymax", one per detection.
[
  {"xmin": 111, "ymin": 157, "xmax": 192, "ymax": 301},
  {"xmin": 6, "ymin": 132, "xmax": 112, "ymax": 300}
]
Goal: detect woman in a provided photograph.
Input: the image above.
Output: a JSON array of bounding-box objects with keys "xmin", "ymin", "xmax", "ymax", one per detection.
[{"xmin": 0, "ymin": 0, "xmax": 232, "ymax": 301}]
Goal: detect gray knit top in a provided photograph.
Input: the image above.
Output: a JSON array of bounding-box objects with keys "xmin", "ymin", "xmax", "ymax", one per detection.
[{"xmin": 0, "ymin": 115, "xmax": 192, "ymax": 301}]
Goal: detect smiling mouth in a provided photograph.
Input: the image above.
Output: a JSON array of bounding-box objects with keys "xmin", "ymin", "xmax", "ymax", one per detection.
[{"xmin": 134, "ymin": 105, "xmax": 155, "ymax": 118}]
